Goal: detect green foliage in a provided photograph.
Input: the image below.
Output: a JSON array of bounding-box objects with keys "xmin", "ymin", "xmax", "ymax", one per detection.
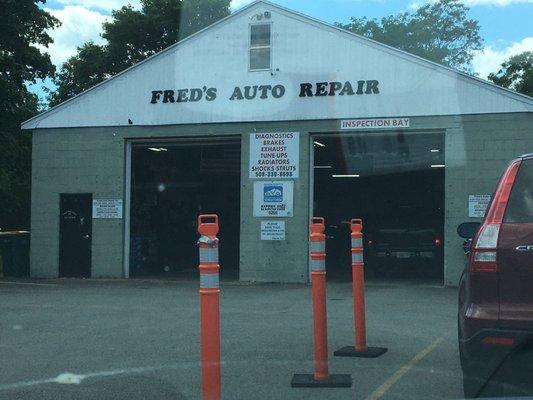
[
  {"xmin": 336, "ymin": 0, "xmax": 483, "ymax": 71},
  {"xmin": 488, "ymin": 51, "xmax": 533, "ymax": 97},
  {"xmin": 0, "ymin": 0, "xmax": 60, "ymax": 230},
  {"xmin": 49, "ymin": 0, "xmax": 230, "ymax": 106}
]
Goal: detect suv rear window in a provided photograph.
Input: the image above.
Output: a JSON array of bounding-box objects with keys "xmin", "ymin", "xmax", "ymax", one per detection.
[{"xmin": 505, "ymin": 159, "xmax": 533, "ymax": 223}]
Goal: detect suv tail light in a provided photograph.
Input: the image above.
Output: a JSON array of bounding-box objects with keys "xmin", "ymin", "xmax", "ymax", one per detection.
[{"xmin": 470, "ymin": 161, "xmax": 521, "ymax": 273}]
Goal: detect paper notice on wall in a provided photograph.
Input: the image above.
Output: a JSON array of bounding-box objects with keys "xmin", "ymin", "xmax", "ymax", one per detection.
[
  {"xmin": 92, "ymin": 199, "xmax": 123, "ymax": 219},
  {"xmin": 468, "ymin": 195, "xmax": 491, "ymax": 218},
  {"xmin": 249, "ymin": 132, "xmax": 299, "ymax": 179},
  {"xmin": 260, "ymin": 220, "xmax": 286, "ymax": 240},
  {"xmin": 253, "ymin": 181, "xmax": 294, "ymax": 217}
]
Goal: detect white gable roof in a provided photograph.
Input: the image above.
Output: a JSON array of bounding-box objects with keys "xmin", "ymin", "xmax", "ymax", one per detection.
[{"xmin": 22, "ymin": 0, "xmax": 533, "ymax": 130}]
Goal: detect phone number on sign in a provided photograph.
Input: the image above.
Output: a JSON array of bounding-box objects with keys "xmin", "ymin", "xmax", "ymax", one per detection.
[{"xmin": 253, "ymin": 171, "xmax": 295, "ymax": 178}]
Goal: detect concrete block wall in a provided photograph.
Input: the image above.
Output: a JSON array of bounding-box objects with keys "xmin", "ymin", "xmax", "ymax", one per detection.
[
  {"xmin": 444, "ymin": 113, "xmax": 533, "ymax": 286},
  {"xmin": 31, "ymin": 128, "xmax": 125, "ymax": 278},
  {"xmin": 239, "ymin": 129, "xmax": 310, "ymax": 283},
  {"xmin": 30, "ymin": 112, "xmax": 532, "ymax": 284}
]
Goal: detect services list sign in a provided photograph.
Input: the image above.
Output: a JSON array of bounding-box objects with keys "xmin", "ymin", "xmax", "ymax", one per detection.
[
  {"xmin": 92, "ymin": 199, "xmax": 123, "ymax": 219},
  {"xmin": 249, "ymin": 132, "xmax": 299, "ymax": 179},
  {"xmin": 253, "ymin": 181, "xmax": 294, "ymax": 217}
]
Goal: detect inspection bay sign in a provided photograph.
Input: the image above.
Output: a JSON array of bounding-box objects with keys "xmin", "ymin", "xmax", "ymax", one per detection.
[
  {"xmin": 253, "ymin": 181, "xmax": 294, "ymax": 217},
  {"xmin": 92, "ymin": 199, "xmax": 123, "ymax": 219},
  {"xmin": 340, "ymin": 118, "xmax": 410, "ymax": 130},
  {"xmin": 249, "ymin": 132, "xmax": 299, "ymax": 179}
]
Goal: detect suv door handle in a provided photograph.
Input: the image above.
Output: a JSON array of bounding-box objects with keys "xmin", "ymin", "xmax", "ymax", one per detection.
[{"xmin": 515, "ymin": 245, "xmax": 533, "ymax": 252}]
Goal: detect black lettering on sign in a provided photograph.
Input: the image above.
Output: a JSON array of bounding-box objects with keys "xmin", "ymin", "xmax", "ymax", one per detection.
[
  {"xmin": 258, "ymin": 85, "xmax": 272, "ymax": 99},
  {"xmin": 365, "ymin": 80, "xmax": 379, "ymax": 94},
  {"xmin": 339, "ymin": 81, "xmax": 355, "ymax": 96},
  {"xmin": 356, "ymin": 80, "xmax": 365, "ymax": 95},
  {"xmin": 271, "ymin": 85, "xmax": 285, "ymax": 98},
  {"xmin": 205, "ymin": 88, "xmax": 217, "ymax": 101},
  {"xmin": 177, "ymin": 89, "xmax": 189, "ymax": 102},
  {"xmin": 163, "ymin": 90, "xmax": 175, "ymax": 103},
  {"xmin": 329, "ymin": 82, "xmax": 342, "ymax": 96},
  {"xmin": 315, "ymin": 82, "xmax": 328, "ymax": 96},
  {"xmin": 189, "ymin": 88, "xmax": 203, "ymax": 102},
  {"xmin": 244, "ymin": 86, "xmax": 258, "ymax": 100},
  {"xmin": 299, "ymin": 83, "xmax": 313, "ymax": 97},
  {"xmin": 229, "ymin": 86, "xmax": 244, "ymax": 100},
  {"xmin": 150, "ymin": 90, "xmax": 163, "ymax": 104}
]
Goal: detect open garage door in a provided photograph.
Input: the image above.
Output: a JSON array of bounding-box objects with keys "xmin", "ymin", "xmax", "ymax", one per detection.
[
  {"xmin": 129, "ymin": 138, "xmax": 241, "ymax": 279},
  {"xmin": 313, "ymin": 131, "xmax": 444, "ymax": 283}
]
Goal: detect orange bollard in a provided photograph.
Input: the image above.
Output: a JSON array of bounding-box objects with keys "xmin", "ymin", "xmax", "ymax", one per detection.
[
  {"xmin": 334, "ymin": 219, "xmax": 387, "ymax": 358},
  {"xmin": 197, "ymin": 214, "xmax": 221, "ymax": 400},
  {"xmin": 291, "ymin": 217, "xmax": 351, "ymax": 388}
]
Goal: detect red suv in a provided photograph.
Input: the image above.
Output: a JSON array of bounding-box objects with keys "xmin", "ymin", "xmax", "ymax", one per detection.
[{"xmin": 458, "ymin": 154, "xmax": 533, "ymax": 398}]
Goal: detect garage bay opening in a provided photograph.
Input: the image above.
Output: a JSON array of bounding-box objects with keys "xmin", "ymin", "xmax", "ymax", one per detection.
[
  {"xmin": 313, "ymin": 131, "xmax": 445, "ymax": 283},
  {"xmin": 129, "ymin": 138, "xmax": 241, "ymax": 279}
]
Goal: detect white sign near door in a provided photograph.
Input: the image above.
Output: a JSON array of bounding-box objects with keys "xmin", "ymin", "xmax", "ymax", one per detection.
[
  {"xmin": 249, "ymin": 132, "xmax": 299, "ymax": 179},
  {"xmin": 253, "ymin": 181, "xmax": 294, "ymax": 217},
  {"xmin": 92, "ymin": 199, "xmax": 123, "ymax": 219},
  {"xmin": 468, "ymin": 195, "xmax": 491, "ymax": 218}
]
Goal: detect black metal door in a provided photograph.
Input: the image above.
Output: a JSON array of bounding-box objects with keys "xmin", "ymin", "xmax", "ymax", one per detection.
[{"xmin": 59, "ymin": 193, "xmax": 92, "ymax": 277}]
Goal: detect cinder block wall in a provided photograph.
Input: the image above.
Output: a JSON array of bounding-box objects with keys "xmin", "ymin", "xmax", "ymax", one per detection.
[
  {"xmin": 31, "ymin": 128, "xmax": 125, "ymax": 278},
  {"xmin": 444, "ymin": 112, "xmax": 533, "ymax": 286},
  {"xmin": 239, "ymin": 130, "xmax": 310, "ymax": 283},
  {"xmin": 30, "ymin": 113, "xmax": 532, "ymax": 284}
]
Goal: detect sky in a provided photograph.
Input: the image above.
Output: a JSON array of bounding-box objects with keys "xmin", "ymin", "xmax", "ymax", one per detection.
[{"xmin": 30, "ymin": 0, "xmax": 533, "ymax": 102}]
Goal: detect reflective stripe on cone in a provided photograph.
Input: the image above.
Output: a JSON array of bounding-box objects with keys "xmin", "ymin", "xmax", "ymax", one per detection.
[
  {"xmin": 200, "ymin": 247, "xmax": 219, "ymax": 263},
  {"xmin": 200, "ymin": 273, "xmax": 219, "ymax": 289}
]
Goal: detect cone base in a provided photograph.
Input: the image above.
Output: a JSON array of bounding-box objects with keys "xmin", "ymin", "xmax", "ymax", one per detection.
[
  {"xmin": 334, "ymin": 346, "xmax": 388, "ymax": 358},
  {"xmin": 290, "ymin": 374, "xmax": 352, "ymax": 388}
]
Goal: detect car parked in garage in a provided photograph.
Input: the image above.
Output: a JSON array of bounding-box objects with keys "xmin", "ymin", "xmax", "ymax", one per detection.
[
  {"xmin": 458, "ymin": 153, "xmax": 533, "ymax": 397},
  {"xmin": 365, "ymin": 225, "xmax": 443, "ymax": 278}
]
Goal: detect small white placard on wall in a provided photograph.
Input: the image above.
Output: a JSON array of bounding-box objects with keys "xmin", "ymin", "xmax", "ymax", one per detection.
[
  {"xmin": 93, "ymin": 199, "xmax": 123, "ymax": 219},
  {"xmin": 249, "ymin": 132, "xmax": 299, "ymax": 179},
  {"xmin": 261, "ymin": 220, "xmax": 286, "ymax": 241},
  {"xmin": 253, "ymin": 181, "xmax": 294, "ymax": 217},
  {"xmin": 468, "ymin": 195, "xmax": 491, "ymax": 218}
]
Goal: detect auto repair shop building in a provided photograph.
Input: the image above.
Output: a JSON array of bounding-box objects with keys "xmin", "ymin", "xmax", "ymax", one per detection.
[{"xmin": 22, "ymin": 1, "xmax": 533, "ymax": 286}]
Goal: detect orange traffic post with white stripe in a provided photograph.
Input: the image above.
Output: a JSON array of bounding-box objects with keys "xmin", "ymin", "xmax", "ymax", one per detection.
[
  {"xmin": 291, "ymin": 217, "xmax": 352, "ymax": 388},
  {"xmin": 334, "ymin": 219, "xmax": 387, "ymax": 358},
  {"xmin": 197, "ymin": 214, "xmax": 221, "ymax": 400}
]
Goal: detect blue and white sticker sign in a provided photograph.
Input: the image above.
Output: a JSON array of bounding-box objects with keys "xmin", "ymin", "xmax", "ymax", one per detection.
[
  {"xmin": 263, "ymin": 184, "xmax": 283, "ymax": 202},
  {"xmin": 249, "ymin": 132, "xmax": 299, "ymax": 179},
  {"xmin": 253, "ymin": 181, "xmax": 294, "ymax": 217}
]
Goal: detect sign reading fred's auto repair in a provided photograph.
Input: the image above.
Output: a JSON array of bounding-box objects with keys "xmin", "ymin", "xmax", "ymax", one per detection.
[
  {"xmin": 249, "ymin": 132, "xmax": 299, "ymax": 179},
  {"xmin": 92, "ymin": 199, "xmax": 123, "ymax": 219},
  {"xmin": 253, "ymin": 181, "xmax": 294, "ymax": 217}
]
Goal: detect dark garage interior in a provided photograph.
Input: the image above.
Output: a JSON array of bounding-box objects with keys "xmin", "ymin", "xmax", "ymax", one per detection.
[
  {"xmin": 130, "ymin": 138, "xmax": 241, "ymax": 279},
  {"xmin": 313, "ymin": 131, "xmax": 445, "ymax": 282}
]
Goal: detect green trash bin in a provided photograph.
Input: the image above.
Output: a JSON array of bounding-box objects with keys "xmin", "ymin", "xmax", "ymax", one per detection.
[{"xmin": 0, "ymin": 231, "xmax": 30, "ymax": 278}]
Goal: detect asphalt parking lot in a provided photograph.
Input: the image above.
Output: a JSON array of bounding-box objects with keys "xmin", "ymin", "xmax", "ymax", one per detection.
[{"xmin": 0, "ymin": 279, "xmax": 462, "ymax": 399}]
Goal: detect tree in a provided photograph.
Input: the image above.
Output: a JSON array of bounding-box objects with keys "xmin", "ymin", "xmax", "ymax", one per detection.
[
  {"xmin": 336, "ymin": 0, "xmax": 483, "ymax": 71},
  {"xmin": 488, "ymin": 51, "xmax": 533, "ymax": 97},
  {"xmin": 49, "ymin": 0, "xmax": 230, "ymax": 106},
  {"xmin": 0, "ymin": 0, "xmax": 60, "ymax": 230}
]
